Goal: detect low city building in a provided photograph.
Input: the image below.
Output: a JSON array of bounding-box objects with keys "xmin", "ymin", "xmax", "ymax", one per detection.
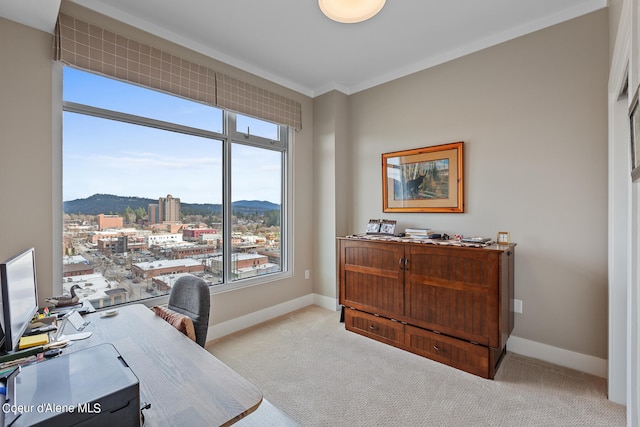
[
  {"xmin": 146, "ymin": 233, "xmax": 183, "ymax": 247},
  {"xmin": 89, "ymin": 228, "xmax": 138, "ymax": 244},
  {"xmin": 206, "ymin": 252, "xmax": 278, "ymax": 279},
  {"xmin": 63, "ymin": 262, "xmax": 94, "ymax": 277},
  {"xmin": 97, "ymin": 213, "xmax": 123, "ymax": 230},
  {"xmin": 183, "ymin": 227, "xmax": 218, "ymax": 241},
  {"xmin": 131, "ymin": 258, "xmax": 205, "ymax": 279},
  {"xmin": 62, "ymin": 273, "xmax": 125, "ymax": 307},
  {"xmin": 151, "ymin": 272, "xmax": 196, "ymax": 291},
  {"xmin": 170, "ymin": 245, "xmax": 217, "ymax": 259}
]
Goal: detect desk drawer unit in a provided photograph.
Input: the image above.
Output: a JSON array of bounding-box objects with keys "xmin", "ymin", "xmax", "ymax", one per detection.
[{"xmin": 344, "ymin": 309, "xmax": 405, "ymax": 346}]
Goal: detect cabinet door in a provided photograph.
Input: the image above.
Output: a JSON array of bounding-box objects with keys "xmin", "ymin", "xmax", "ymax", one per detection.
[
  {"xmin": 339, "ymin": 240, "xmax": 405, "ymax": 319},
  {"xmin": 405, "ymin": 246, "xmax": 500, "ymax": 347}
]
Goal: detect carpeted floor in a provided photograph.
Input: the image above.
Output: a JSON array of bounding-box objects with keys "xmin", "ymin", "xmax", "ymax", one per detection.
[{"xmin": 208, "ymin": 305, "xmax": 625, "ymax": 426}]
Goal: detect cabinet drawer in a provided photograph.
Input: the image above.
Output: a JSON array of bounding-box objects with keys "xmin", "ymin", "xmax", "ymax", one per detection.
[
  {"xmin": 405, "ymin": 325, "xmax": 490, "ymax": 378},
  {"xmin": 345, "ymin": 309, "xmax": 404, "ymax": 346}
]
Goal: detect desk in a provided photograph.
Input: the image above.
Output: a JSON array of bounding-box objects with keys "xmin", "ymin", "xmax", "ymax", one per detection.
[{"xmin": 59, "ymin": 304, "xmax": 262, "ymax": 426}]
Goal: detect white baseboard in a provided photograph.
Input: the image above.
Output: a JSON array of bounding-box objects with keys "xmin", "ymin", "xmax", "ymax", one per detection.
[
  {"xmin": 507, "ymin": 335, "xmax": 608, "ymax": 378},
  {"xmin": 312, "ymin": 294, "xmax": 339, "ymax": 311},
  {"xmin": 207, "ymin": 294, "xmax": 316, "ymax": 341},
  {"xmin": 207, "ymin": 296, "xmax": 607, "ymax": 379}
]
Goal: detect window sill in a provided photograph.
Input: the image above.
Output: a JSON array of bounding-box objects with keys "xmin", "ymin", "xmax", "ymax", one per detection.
[{"xmin": 96, "ymin": 270, "xmax": 293, "ymax": 311}]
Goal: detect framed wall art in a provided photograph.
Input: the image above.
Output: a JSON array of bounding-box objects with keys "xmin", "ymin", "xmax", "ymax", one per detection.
[
  {"xmin": 630, "ymin": 85, "xmax": 640, "ymax": 182},
  {"xmin": 382, "ymin": 142, "xmax": 464, "ymax": 213}
]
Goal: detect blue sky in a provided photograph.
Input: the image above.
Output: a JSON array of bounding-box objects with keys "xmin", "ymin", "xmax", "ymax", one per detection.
[{"xmin": 63, "ymin": 68, "xmax": 281, "ymax": 205}]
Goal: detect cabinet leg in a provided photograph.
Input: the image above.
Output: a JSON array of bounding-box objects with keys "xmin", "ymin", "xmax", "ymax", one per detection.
[{"xmin": 339, "ymin": 306, "xmax": 345, "ymax": 323}]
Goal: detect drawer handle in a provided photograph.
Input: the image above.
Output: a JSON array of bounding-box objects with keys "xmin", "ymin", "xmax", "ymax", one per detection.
[
  {"xmin": 433, "ymin": 345, "xmax": 446, "ymax": 352},
  {"xmin": 369, "ymin": 325, "xmax": 376, "ymax": 330}
]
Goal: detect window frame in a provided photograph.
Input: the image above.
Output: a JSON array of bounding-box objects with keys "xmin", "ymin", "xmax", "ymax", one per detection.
[{"xmin": 61, "ymin": 67, "xmax": 292, "ymax": 306}]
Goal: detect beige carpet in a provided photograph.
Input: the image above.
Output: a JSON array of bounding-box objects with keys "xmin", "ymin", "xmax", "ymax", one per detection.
[{"xmin": 208, "ymin": 305, "xmax": 625, "ymax": 426}]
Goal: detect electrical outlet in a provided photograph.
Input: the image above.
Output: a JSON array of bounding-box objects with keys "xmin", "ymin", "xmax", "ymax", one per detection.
[
  {"xmin": 305, "ymin": 269, "xmax": 310, "ymax": 280},
  {"xmin": 513, "ymin": 299, "xmax": 523, "ymax": 314}
]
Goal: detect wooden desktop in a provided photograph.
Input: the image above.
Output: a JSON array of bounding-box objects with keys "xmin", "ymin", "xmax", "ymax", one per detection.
[{"xmin": 57, "ymin": 304, "xmax": 262, "ymax": 426}]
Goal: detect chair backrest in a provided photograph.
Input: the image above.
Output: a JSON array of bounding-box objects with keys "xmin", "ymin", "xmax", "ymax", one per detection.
[{"xmin": 167, "ymin": 276, "xmax": 210, "ymax": 347}]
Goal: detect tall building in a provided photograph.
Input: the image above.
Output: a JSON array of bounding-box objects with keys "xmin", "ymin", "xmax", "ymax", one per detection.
[
  {"xmin": 159, "ymin": 194, "xmax": 181, "ymax": 223},
  {"xmin": 148, "ymin": 203, "xmax": 159, "ymax": 224}
]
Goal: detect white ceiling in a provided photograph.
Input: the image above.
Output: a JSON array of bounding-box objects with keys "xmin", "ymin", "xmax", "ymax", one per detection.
[{"xmin": 1, "ymin": 0, "xmax": 607, "ymax": 97}]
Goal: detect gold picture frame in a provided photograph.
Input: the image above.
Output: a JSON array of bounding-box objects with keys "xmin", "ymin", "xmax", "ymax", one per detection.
[
  {"xmin": 382, "ymin": 142, "xmax": 464, "ymax": 213},
  {"xmin": 497, "ymin": 231, "xmax": 510, "ymax": 245}
]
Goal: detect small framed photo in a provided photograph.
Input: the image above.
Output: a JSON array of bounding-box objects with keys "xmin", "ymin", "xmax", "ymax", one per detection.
[
  {"xmin": 497, "ymin": 231, "xmax": 510, "ymax": 245},
  {"xmin": 366, "ymin": 220, "xmax": 381, "ymax": 234},
  {"xmin": 379, "ymin": 220, "xmax": 397, "ymax": 235}
]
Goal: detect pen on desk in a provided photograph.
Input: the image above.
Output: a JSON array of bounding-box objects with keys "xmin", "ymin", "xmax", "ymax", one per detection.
[
  {"xmin": 0, "ymin": 355, "xmax": 37, "ymax": 369},
  {"xmin": 0, "ymin": 346, "xmax": 45, "ymax": 364}
]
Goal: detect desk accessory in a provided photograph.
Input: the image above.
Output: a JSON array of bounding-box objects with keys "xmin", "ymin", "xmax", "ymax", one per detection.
[
  {"xmin": 54, "ymin": 310, "xmax": 93, "ymax": 342},
  {"xmin": 45, "ymin": 284, "xmax": 81, "ymax": 307},
  {"xmin": 100, "ymin": 309, "xmax": 119, "ymax": 318},
  {"xmin": 17, "ymin": 333, "xmax": 48, "ymax": 350},
  {"xmin": 67, "ymin": 310, "xmax": 91, "ymax": 330}
]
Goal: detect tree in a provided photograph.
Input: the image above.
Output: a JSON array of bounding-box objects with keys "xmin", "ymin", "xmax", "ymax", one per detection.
[
  {"xmin": 135, "ymin": 207, "xmax": 146, "ymax": 222},
  {"xmin": 263, "ymin": 210, "xmax": 280, "ymax": 227},
  {"xmin": 123, "ymin": 206, "xmax": 134, "ymax": 223}
]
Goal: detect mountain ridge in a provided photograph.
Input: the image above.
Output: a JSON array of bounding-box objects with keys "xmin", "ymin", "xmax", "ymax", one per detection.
[{"xmin": 63, "ymin": 193, "xmax": 279, "ymax": 216}]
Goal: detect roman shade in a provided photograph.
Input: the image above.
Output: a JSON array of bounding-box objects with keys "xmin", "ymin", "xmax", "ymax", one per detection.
[{"xmin": 54, "ymin": 14, "xmax": 302, "ymax": 130}]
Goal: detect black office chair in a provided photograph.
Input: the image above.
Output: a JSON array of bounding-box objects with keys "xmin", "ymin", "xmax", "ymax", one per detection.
[{"xmin": 167, "ymin": 276, "xmax": 210, "ymax": 347}]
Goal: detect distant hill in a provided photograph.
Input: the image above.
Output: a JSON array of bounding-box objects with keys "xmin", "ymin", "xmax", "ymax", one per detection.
[
  {"xmin": 63, "ymin": 194, "xmax": 279, "ymax": 216},
  {"xmin": 63, "ymin": 194, "xmax": 154, "ymax": 215}
]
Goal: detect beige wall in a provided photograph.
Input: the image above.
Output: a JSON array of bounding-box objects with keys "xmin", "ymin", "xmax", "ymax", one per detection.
[
  {"xmin": 312, "ymin": 91, "xmax": 350, "ymax": 300},
  {"xmin": 0, "ymin": 17, "xmax": 55, "ymax": 306},
  {"xmin": 319, "ymin": 10, "xmax": 609, "ymax": 359},
  {"xmin": 608, "ymin": 0, "xmax": 624, "ymax": 66},
  {"xmin": 0, "ymin": 6, "xmax": 315, "ymax": 324}
]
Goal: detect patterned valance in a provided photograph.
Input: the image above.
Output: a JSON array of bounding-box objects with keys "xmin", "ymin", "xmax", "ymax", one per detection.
[
  {"xmin": 54, "ymin": 14, "xmax": 302, "ymax": 130},
  {"xmin": 216, "ymin": 73, "xmax": 302, "ymax": 131}
]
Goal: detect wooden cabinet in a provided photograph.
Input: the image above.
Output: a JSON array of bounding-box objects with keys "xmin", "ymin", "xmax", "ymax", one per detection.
[{"xmin": 338, "ymin": 237, "xmax": 515, "ymax": 379}]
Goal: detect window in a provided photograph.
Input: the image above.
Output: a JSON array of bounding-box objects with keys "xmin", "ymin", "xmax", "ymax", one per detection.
[{"xmin": 62, "ymin": 67, "xmax": 288, "ymax": 308}]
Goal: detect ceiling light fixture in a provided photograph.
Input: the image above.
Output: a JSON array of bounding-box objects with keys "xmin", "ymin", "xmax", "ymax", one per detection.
[{"xmin": 318, "ymin": 0, "xmax": 386, "ymax": 24}]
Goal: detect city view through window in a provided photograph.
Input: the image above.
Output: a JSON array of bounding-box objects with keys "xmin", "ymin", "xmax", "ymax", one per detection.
[{"xmin": 62, "ymin": 68, "xmax": 286, "ymax": 309}]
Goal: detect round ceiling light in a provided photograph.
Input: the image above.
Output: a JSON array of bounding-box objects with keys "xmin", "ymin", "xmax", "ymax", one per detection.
[{"xmin": 318, "ymin": 0, "xmax": 386, "ymax": 24}]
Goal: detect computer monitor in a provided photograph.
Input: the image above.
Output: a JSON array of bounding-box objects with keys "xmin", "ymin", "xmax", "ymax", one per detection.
[{"xmin": 0, "ymin": 247, "xmax": 39, "ymax": 353}]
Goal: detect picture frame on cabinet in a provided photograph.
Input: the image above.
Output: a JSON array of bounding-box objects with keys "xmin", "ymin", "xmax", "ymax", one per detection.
[
  {"xmin": 497, "ymin": 231, "xmax": 510, "ymax": 245},
  {"xmin": 379, "ymin": 220, "xmax": 397, "ymax": 235},
  {"xmin": 366, "ymin": 219, "xmax": 381, "ymax": 234},
  {"xmin": 382, "ymin": 142, "xmax": 464, "ymax": 213},
  {"xmin": 365, "ymin": 219, "xmax": 397, "ymax": 235},
  {"xmin": 630, "ymin": 85, "xmax": 640, "ymax": 182}
]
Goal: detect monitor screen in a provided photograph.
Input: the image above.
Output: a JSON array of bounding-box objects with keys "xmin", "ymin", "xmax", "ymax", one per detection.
[{"xmin": 0, "ymin": 248, "xmax": 39, "ymax": 353}]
